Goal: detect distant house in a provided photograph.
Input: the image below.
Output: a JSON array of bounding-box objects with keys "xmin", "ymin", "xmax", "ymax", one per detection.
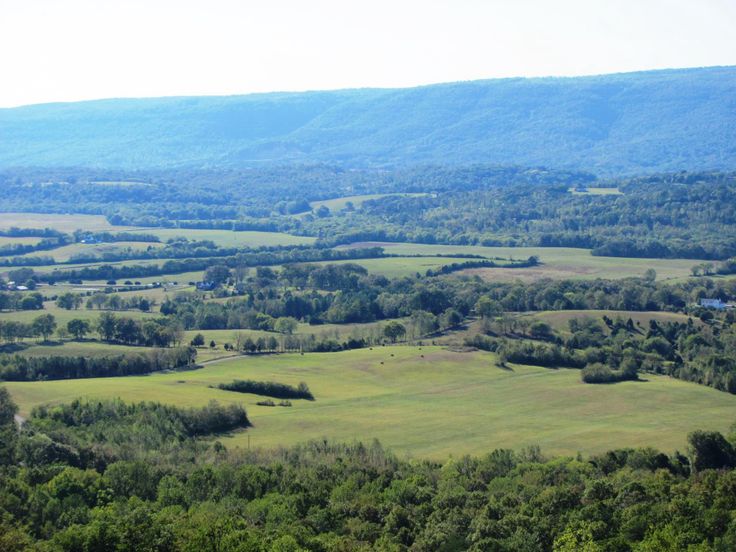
[
  {"xmin": 700, "ymin": 298, "xmax": 728, "ymax": 310},
  {"xmin": 196, "ymin": 281, "xmax": 216, "ymax": 291}
]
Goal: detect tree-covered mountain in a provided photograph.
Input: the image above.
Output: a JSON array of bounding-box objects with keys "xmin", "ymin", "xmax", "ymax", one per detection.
[{"xmin": 1, "ymin": 66, "xmax": 735, "ymax": 173}]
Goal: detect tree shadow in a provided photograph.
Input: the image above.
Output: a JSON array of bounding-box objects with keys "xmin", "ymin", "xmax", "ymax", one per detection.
[{"xmin": 0, "ymin": 342, "xmax": 30, "ymax": 354}]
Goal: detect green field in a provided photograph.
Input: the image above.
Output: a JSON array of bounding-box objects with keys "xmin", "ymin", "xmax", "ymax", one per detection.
[
  {"xmin": 523, "ymin": 310, "xmax": 697, "ymax": 333},
  {"xmin": 15, "ymin": 241, "xmax": 165, "ymax": 263},
  {"xmin": 0, "ymin": 213, "xmax": 128, "ymax": 232},
  {"xmin": 182, "ymin": 319, "xmax": 395, "ymax": 347},
  {"xmin": 6, "ymin": 340, "xmax": 147, "ymax": 358},
  {"xmin": 342, "ymin": 243, "xmax": 697, "ymax": 281},
  {"xmin": 0, "ymin": 236, "xmax": 43, "ymax": 246},
  {"xmin": 569, "ymin": 187, "xmax": 623, "ymax": 195},
  {"xmin": 0, "ymin": 303, "xmax": 159, "ymax": 325},
  {"xmin": 309, "ymin": 193, "xmax": 428, "ymax": 213},
  {"xmin": 5, "ymin": 346, "xmax": 735, "ymax": 458},
  {"xmin": 309, "ymin": 256, "xmax": 482, "ymax": 278},
  {"xmin": 0, "ymin": 213, "xmax": 314, "ymax": 249},
  {"xmin": 124, "ymin": 228, "xmax": 316, "ymax": 248}
]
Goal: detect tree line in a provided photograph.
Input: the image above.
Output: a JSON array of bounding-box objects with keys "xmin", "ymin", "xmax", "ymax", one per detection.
[{"xmin": 0, "ymin": 347, "xmax": 196, "ymax": 381}]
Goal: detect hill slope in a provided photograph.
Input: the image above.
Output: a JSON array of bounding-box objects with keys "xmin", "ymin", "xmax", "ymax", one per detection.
[{"xmin": 1, "ymin": 66, "xmax": 735, "ymax": 173}]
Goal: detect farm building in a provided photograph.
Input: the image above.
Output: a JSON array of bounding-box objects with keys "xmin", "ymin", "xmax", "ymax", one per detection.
[{"xmin": 700, "ymin": 298, "xmax": 730, "ymax": 310}]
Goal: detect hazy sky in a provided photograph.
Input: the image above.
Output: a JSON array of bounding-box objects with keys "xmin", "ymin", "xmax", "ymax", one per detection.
[{"xmin": 1, "ymin": 0, "xmax": 735, "ymax": 107}]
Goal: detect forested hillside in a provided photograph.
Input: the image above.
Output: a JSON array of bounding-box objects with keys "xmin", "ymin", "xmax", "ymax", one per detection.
[{"xmin": 1, "ymin": 66, "xmax": 735, "ymax": 173}]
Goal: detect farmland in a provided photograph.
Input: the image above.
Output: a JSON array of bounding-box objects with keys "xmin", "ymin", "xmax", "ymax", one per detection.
[
  {"xmin": 125, "ymin": 228, "xmax": 316, "ymax": 248},
  {"xmin": 0, "ymin": 213, "xmax": 127, "ymax": 232},
  {"xmin": 307, "ymin": 255, "xmax": 485, "ymax": 278},
  {"xmin": 13, "ymin": 241, "xmax": 166, "ymax": 263},
  {"xmin": 309, "ymin": 193, "xmax": 428, "ymax": 213},
  {"xmin": 0, "ymin": 236, "xmax": 43, "ymax": 246},
  {"xmin": 521, "ymin": 309, "xmax": 698, "ymax": 334},
  {"xmin": 569, "ymin": 186, "xmax": 623, "ymax": 195},
  {"xmin": 6, "ymin": 346, "xmax": 736, "ymax": 458},
  {"xmin": 343, "ymin": 242, "xmax": 698, "ymax": 281}
]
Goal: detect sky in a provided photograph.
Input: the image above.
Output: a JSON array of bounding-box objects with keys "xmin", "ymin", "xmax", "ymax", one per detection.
[{"xmin": 1, "ymin": 0, "xmax": 735, "ymax": 107}]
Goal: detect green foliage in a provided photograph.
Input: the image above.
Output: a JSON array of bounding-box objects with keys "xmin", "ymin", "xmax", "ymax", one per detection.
[
  {"xmin": 31, "ymin": 314, "xmax": 56, "ymax": 341},
  {"xmin": 2, "ymin": 407, "xmax": 736, "ymax": 551},
  {"xmin": 383, "ymin": 321, "xmax": 406, "ymax": 343},
  {"xmin": 217, "ymin": 380, "xmax": 314, "ymax": 401},
  {"xmin": 0, "ymin": 346, "xmax": 196, "ymax": 381},
  {"xmin": 687, "ymin": 430, "xmax": 736, "ymax": 472},
  {"xmin": 28, "ymin": 398, "xmax": 250, "ymax": 463},
  {"xmin": 581, "ymin": 362, "xmax": 637, "ymax": 384}
]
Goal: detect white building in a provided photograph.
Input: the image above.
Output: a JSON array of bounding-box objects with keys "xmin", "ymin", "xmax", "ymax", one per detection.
[{"xmin": 700, "ymin": 298, "xmax": 728, "ymax": 310}]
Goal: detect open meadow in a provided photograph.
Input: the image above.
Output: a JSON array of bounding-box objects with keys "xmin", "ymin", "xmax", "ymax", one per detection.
[
  {"xmin": 0, "ymin": 212, "xmax": 315, "ymax": 249},
  {"xmin": 342, "ymin": 242, "xmax": 698, "ymax": 281},
  {"xmin": 13, "ymin": 241, "xmax": 165, "ymax": 263},
  {"xmin": 521, "ymin": 309, "xmax": 698, "ymax": 334},
  {"xmin": 6, "ymin": 346, "xmax": 736, "ymax": 459},
  {"xmin": 568, "ymin": 187, "xmax": 623, "ymax": 195},
  {"xmin": 0, "ymin": 301, "xmax": 160, "ymax": 325},
  {"xmin": 308, "ymin": 256, "xmax": 483, "ymax": 278},
  {"xmin": 0, "ymin": 236, "xmax": 43, "ymax": 246},
  {"xmin": 0, "ymin": 213, "xmax": 129, "ymax": 232},
  {"xmin": 309, "ymin": 193, "xmax": 428, "ymax": 213},
  {"xmin": 124, "ymin": 228, "xmax": 316, "ymax": 248}
]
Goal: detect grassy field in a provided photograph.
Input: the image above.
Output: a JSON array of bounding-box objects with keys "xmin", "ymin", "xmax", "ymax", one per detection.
[
  {"xmin": 342, "ymin": 243, "xmax": 697, "ymax": 281},
  {"xmin": 5, "ymin": 346, "xmax": 735, "ymax": 458},
  {"xmin": 0, "ymin": 213, "xmax": 129, "ymax": 232},
  {"xmin": 4, "ymin": 340, "xmax": 147, "ymax": 358},
  {"xmin": 0, "ymin": 213, "xmax": 314, "ymax": 248},
  {"xmin": 124, "ymin": 228, "xmax": 316, "ymax": 248},
  {"xmin": 0, "ymin": 303, "xmax": 159, "ymax": 325},
  {"xmin": 2, "ymin": 261, "xmax": 203, "ymax": 287},
  {"xmin": 308, "ymin": 256, "xmax": 482, "ymax": 278},
  {"xmin": 569, "ymin": 187, "xmax": 623, "ymax": 195},
  {"xmin": 182, "ymin": 320, "xmax": 395, "ymax": 347},
  {"xmin": 0, "ymin": 236, "xmax": 44, "ymax": 246},
  {"xmin": 76, "ymin": 272, "xmax": 203, "ymax": 286},
  {"xmin": 524, "ymin": 310, "xmax": 697, "ymax": 334},
  {"xmin": 16, "ymin": 241, "xmax": 165, "ymax": 263},
  {"xmin": 309, "ymin": 193, "xmax": 428, "ymax": 213}
]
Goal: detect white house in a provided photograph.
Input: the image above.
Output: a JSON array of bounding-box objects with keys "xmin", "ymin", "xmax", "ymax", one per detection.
[{"xmin": 700, "ymin": 298, "xmax": 727, "ymax": 310}]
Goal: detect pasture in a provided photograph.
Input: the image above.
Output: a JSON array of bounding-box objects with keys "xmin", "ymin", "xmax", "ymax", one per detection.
[
  {"xmin": 15, "ymin": 241, "xmax": 165, "ymax": 263},
  {"xmin": 569, "ymin": 187, "xmax": 623, "ymax": 195},
  {"xmin": 0, "ymin": 302, "xmax": 159, "ymax": 325},
  {"xmin": 0, "ymin": 213, "xmax": 126, "ymax": 232},
  {"xmin": 308, "ymin": 256, "xmax": 482, "ymax": 278},
  {"xmin": 0, "ymin": 236, "xmax": 44, "ymax": 246},
  {"xmin": 124, "ymin": 228, "xmax": 316, "ymax": 248},
  {"xmin": 5, "ymin": 346, "xmax": 735, "ymax": 458},
  {"xmin": 309, "ymin": 193, "xmax": 428, "ymax": 213},
  {"xmin": 523, "ymin": 310, "xmax": 697, "ymax": 334},
  {"xmin": 0, "ymin": 212, "xmax": 315, "ymax": 249},
  {"xmin": 342, "ymin": 242, "xmax": 697, "ymax": 281},
  {"xmin": 6, "ymin": 340, "xmax": 147, "ymax": 358},
  {"xmin": 182, "ymin": 319, "xmax": 396, "ymax": 348}
]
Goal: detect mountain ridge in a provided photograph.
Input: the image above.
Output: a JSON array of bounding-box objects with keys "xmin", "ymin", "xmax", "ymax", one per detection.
[{"xmin": 2, "ymin": 66, "xmax": 734, "ymax": 174}]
